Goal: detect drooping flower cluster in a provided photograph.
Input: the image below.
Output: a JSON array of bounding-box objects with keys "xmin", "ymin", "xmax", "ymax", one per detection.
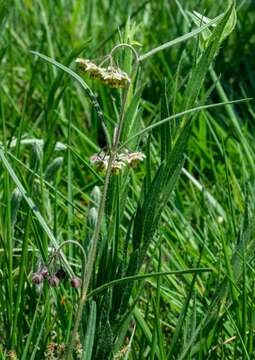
[
  {"xmin": 32, "ymin": 265, "xmax": 81, "ymax": 289},
  {"xmin": 90, "ymin": 150, "xmax": 146, "ymax": 174},
  {"xmin": 75, "ymin": 58, "xmax": 131, "ymax": 88}
]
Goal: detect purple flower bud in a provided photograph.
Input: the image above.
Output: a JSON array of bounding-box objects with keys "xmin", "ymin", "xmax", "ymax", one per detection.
[
  {"xmin": 55, "ymin": 268, "xmax": 66, "ymax": 280},
  {"xmin": 70, "ymin": 276, "xmax": 82, "ymax": 288},
  {"xmin": 48, "ymin": 275, "xmax": 60, "ymax": 288},
  {"xmin": 39, "ymin": 266, "xmax": 49, "ymax": 279},
  {"xmin": 32, "ymin": 272, "xmax": 44, "ymax": 285}
]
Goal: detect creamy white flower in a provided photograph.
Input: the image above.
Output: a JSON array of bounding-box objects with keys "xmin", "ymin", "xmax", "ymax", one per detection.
[
  {"xmin": 90, "ymin": 150, "xmax": 145, "ymax": 174},
  {"xmin": 76, "ymin": 58, "xmax": 131, "ymax": 88},
  {"xmin": 90, "ymin": 154, "xmax": 108, "ymax": 172}
]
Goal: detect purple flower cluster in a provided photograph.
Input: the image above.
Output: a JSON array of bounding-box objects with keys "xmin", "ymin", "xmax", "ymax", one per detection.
[{"xmin": 32, "ymin": 266, "xmax": 81, "ymax": 289}]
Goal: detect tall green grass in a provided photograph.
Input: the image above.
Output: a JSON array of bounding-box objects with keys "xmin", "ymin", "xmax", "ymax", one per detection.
[{"xmin": 1, "ymin": 0, "xmax": 255, "ymax": 359}]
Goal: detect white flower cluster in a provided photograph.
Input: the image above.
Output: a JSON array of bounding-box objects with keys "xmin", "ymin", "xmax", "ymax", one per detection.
[
  {"xmin": 75, "ymin": 58, "xmax": 131, "ymax": 88},
  {"xmin": 90, "ymin": 151, "xmax": 146, "ymax": 174}
]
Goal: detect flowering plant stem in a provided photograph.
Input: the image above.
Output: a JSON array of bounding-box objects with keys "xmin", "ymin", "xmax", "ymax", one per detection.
[
  {"xmin": 65, "ymin": 44, "xmax": 138, "ymax": 359},
  {"xmin": 51, "ymin": 240, "xmax": 87, "ymax": 267}
]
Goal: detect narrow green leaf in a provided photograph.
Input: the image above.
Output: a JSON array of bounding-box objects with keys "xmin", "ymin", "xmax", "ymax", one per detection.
[
  {"xmin": 88, "ymin": 268, "xmax": 212, "ymax": 298},
  {"xmin": 82, "ymin": 301, "xmax": 97, "ymax": 360},
  {"xmin": 120, "ymin": 99, "xmax": 251, "ymax": 150},
  {"xmin": 139, "ymin": 13, "xmax": 224, "ymax": 61}
]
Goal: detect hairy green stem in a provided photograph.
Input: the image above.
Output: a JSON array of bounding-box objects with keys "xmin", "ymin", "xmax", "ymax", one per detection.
[{"xmin": 65, "ymin": 158, "xmax": 113, "ymax": 359}]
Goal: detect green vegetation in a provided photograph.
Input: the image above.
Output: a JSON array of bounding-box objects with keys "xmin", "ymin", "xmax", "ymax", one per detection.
[{"xmin": 0, "ymin": 0, "xmax": 255, "ymax": 359}]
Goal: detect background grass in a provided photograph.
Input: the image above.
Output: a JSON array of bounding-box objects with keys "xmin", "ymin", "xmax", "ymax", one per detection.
[{"xmin": 0, "ymin": 0, "xmax": 255, "ymax": 359}]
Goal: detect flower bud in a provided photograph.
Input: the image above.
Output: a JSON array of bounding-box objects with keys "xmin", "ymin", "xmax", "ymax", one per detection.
[
  {"xmin": 32, "ymin": 272, "xmax": 44, "ymax": 285},
  {"xmin": 70, "ymin": 276, "xmax": 82, "ymax": 288},
  {"xmin": 39, "ymin": 266, "xmax": 49, "ymax": 279},
  {"xmin": 127, "ymin": 152, "xmax": 146, "ymax": 168},
  {"xmin": 88, "ymin": 207, "xmax": 98, "ymax": 228},
  {"xmin": 48, "ymin": 275, "xmax": 60, "ymax": 288},
  {"xmin": 91, "ymin": 185, "xmax": 101, "ymax": 205},
  {"xmin": 55, "ymin": 268, "xmax": 66, "ymax": 280}
]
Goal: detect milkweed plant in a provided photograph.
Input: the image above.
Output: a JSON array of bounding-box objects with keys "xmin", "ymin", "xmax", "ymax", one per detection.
[{"xmin": 0, "ymin": 2, "xmax": 242, "ymax": 359}]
